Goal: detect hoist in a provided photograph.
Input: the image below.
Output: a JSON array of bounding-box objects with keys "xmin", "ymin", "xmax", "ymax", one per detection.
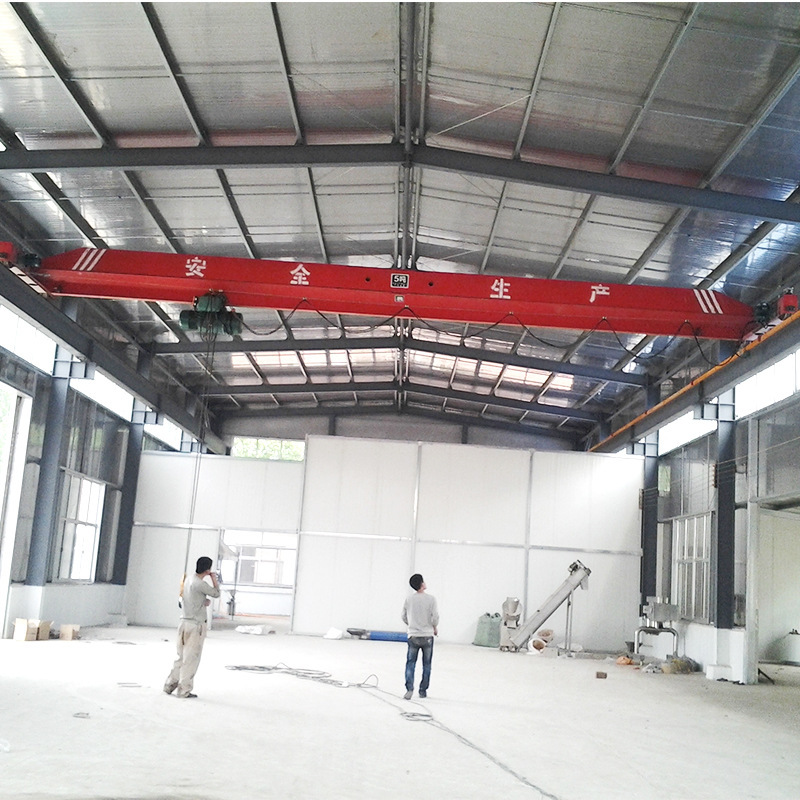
[{"xmin": 2, "ymin": 243, "xmax": 757, "ymax": 341}]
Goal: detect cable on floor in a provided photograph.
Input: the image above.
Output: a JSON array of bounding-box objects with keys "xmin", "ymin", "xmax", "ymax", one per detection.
[{"xmin": 226, "ymin": 663, "xmax": 559, "ymax": 799}]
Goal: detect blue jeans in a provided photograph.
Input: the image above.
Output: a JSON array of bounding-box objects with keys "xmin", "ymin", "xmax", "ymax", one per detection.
[{"xmin": 405, "ymin": 636, "xmax": 434, "ymax": 692}]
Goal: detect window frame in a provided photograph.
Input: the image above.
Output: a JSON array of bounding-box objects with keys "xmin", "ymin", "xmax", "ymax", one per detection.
[{"xmin": 671, "ymin": 512, "xmax": 713, "ymax": 623}]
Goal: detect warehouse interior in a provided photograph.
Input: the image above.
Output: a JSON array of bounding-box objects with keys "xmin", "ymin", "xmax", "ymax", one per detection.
[{"xmin": 1, "ymin": 2, "xmax": 800, "ymax": 798}]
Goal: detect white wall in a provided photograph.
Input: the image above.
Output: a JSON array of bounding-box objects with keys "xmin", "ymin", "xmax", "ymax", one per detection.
[
  {"xmin": 125, "ymin": 525, "xmax": 220, "ymax": 627},
  {"xmin": 127, "ymin": 452, "xmax": 305, "ymax": 626},
  {"xmin": 293, "ymin": 436, "xmax": 643, "ymax": 650},
  {"xmin": 292, "ymin": 437, "xmax": 418, "ymax": 635},
  {"xmin": 757, "ymin": 511, "xmax": 800, "ymax": 663},
  {"xmin": 528, "ymin": 451, "xmax": 642, "ymax": 652},
  {"xmin": 6, "ymin": 582, "xmax": 126, "ymax": 635},
  {"xmin": 134, "ymin": 451, "xmax": 304, "ymax": 530},
  {"xmin": 125, "ymin": 440, "xmax": 643, "ymax": 649}
]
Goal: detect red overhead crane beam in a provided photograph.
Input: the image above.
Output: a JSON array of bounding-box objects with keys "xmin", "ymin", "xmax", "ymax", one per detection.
[{"xmin": 13, "ymin": 246, "xmax": 754, "ymax": 341}]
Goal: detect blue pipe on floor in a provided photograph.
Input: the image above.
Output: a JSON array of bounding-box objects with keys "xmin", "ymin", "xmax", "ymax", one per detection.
[{"xmin": 367, "ymin": 631, "xmax": 408, "ymax": 642}]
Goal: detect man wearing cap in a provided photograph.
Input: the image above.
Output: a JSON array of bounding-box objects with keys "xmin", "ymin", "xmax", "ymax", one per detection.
[{"xmin": 401, "ymin": 573, "xmax": 439, "ymax": 699}]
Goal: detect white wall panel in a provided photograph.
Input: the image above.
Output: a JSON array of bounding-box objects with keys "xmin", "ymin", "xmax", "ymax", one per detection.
[
  {"xmin": 530, "ymin": 452, "xmax": 642, "ymax": 552},
  {"xmin": 414, "ymin": 541, "xmax": 525, "ymax": 642},
  {"xmin": 125, "ymin": 525, "xmax": 220, "ymax": 627},
  {"xmin": 135, "ymin": 452, "xmax": 304, "ymax": 530},
  {"xmin": 134, "ymin": 452, "xmax": 195, "ymax": 523},
  {"xmin": 292, "ymin": 534, "xmax": 412, "ymax": 635},
  {"xmin": 290, "ymin": 436, "xmax": 644, "ymax": 650},
  {"xmin": 300, "ymin": 436, "xmax": 418, "ymax": 537},
  {"xmin": 526, "ymin": 549, "xmax": 640, "ymax": 653},
  {"xmin": 5, "ymin": 583, "xmax": 125, "ymax": 634},
  {"xmin": 195, "ymin": 456, "xmax": 304, "ymax": 530},
  {"xmin": 416, "ymin": 444, "xmax": 530, "ymax": 545},
  {"xmin": 757, "ymin": 511, "xmax": 800, "ymax": 662}
]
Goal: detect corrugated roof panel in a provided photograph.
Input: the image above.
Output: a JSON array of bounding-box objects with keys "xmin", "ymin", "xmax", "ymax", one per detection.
[
  {"xmin": 625, "ymin": 10, "xmax": 800, "ymax": 172},
  {"xmin": 626, "ymin": 113, "xmax": 742, "ymax": 174},
  {"xmin": 145, "ymin": 2, "xmax": 296, "ymax": 137},
  {"xmin": 424, "ymin": 4, "xmax": 550, "ymax": 148},
  {"xmin": 220, "ymin": 166, "xmax": 322, "ymax": 253},
  {"xmin": 43, "ymin": 169, "xmax": 169, "ymax": 246},
  {"xmin": 657, "ymin": 8, "xmax": 800, "ymax": 125},
  {"xmin": 413, "ymin": 170, "xmax": 505, "ymax": 269},
  {"xmin": 519, "ymin": 4, "xmax": 684, "ymax": 161},
  {"xmin": 718, "ymin": 225, "xmax": 800, "ymax": 302},
  {"xmin": 278, "ymin": 3, "xmax": 396, "ymax": 136},
  {"xmin": 11, "ymin": 3, "xmax": 200, "ymax": 140},
  {"xmin": 643, "ymin": 211, "xmax": 764, "ymax": 290},
  {"xmin": 0, "ymin": 6, "xmax": 100, "ymax": 145},
  {"xmin": 542, "ymin": 3, "xmax": 687, "ymax": 104},
  {"xmin": 0, "ymin": 175, "xmax": 87, "ymax": 252},
  {"xmin": 313, "ymin": 164, "xmax": 397, "ymax": 259},
  {"xmin": 719, "ymin": 86, "xmax": 800, "ymax": 192}
]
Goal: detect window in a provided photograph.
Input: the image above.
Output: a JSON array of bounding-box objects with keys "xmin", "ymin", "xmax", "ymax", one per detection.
[
  {"xmin": 237, "ymin": 546, "xmax": 297, "ymax": 586},
  {"xmin": 672, "ymin": 513, "xmax": 712, "ymax": 623},
  {"xmin": 54, "ymin": 472, "xmax": 106, "ymax": 581},
  {"xmin": 231, "ymin": 436, "xmax": 305, "ymax": 461},
  {"xmin": 71, "ymin": 371, "xmax": 134, "ymax": 421},
  {"xmin": 222, "ymin": 530, "xmax": 297, "ymax": 588},
  {"xmin": 0, "ymin": 305, "xmax": 56, "ymax": 373},
  {"xmin": 145, "ymin": 415, "xmax": 184, "ymax": 451},
  {"xmin": 735, "ymin": 347, "xmax": 799, "ymax": 419},
  {"xmin": 657, "ymin": 410, "xmax": 717, "ymax": 456}
]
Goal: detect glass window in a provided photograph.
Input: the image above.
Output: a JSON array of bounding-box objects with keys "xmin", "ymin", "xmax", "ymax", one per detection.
[
  {"xmin": 71, "ymin": 371, "xmax": 134, "ymax": 421},
  {"xmin": 672, "ymin": 513, "xmax": 712, "ymax": 623},
  {"xmin": 0, "ymin": 305, "xmax": 57, "ymax": 373},
  {"xmin": 735, "ymin": 348, "xmax": 799, "ymax": 419},
  {"xmin": 230, "ymin": 437, "xmax": 305, "ymax": 461},
  {"xmin": 53, "ymin": 472, "xmax": 106, "ymax": 581},
  {"xmin": 144, "ymin": 416, "xmax": 184, "ymax": 450},
  {"xmin": 221, "ymin": 529, "xmax": 298, "ymax": 588},
  {"xmin": 657, "ymin": 410, "xmax": 717, "ymax": 456}
]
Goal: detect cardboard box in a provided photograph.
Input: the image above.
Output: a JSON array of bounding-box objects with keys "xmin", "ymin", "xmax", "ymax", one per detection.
[
  {"xmin": 13, "ymin": 618, "xmax": 37, "ymax": 641},
  {"xmin": 13, "ymin": 618, "xmax": 51, "ymax": 641},
  {"xmin": 59, "ymin": 624, "xmax": 81, "ymax": 640}
]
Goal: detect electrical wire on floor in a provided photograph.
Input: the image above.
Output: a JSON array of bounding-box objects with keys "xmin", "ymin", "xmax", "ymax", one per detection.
[{"xmin": 225, "ymin": 663, "xmax": 559, "ymax": 799}]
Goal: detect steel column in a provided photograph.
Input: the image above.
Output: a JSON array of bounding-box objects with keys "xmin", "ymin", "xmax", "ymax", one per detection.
[
  {"xmin": 26, "ymin": 346, "xmax": 70, "ymax": 585},
  {"xmin": 713, "ymin": 389, "xmax": 737, "ymax": 629}
]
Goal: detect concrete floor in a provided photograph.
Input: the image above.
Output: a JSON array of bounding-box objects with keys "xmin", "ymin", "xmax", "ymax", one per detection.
[{"xmin": 1, "ymin": 619, "xmax": 799, "ymax": 800}]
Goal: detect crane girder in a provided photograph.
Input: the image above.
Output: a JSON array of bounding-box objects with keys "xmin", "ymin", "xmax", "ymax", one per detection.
[{"xmin": 11, "ymin": 245, "xmax": 754, "ymax": 341}]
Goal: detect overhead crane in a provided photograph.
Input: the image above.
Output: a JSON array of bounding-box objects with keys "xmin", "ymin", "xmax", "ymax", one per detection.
[{"xmin": 0, "ymin": 243, "xmax": 758, "ymax": 342}]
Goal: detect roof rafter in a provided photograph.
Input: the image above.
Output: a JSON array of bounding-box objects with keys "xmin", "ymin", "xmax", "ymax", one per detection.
[{"xmin": 5, "ymin": 143, "xmax": 800, "ymax": 226}]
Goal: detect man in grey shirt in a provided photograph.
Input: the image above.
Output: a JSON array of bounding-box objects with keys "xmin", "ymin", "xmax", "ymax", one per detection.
[
  {"xmin": 401, "ymin": 573, "xmax": 439, "ymax": 699},
  {"xmin": 164, "ymin": 556, "xmax": 220, "ymax": 699}
]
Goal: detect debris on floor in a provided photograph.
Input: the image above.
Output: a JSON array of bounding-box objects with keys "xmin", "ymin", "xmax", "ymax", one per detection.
[
  {"xmin": 662, "ymin": 656, "xmax": 700, "ymax": 674},
  {"xmin": 236, "ymin": 624, "xmax": 276, "ymax": 635}
]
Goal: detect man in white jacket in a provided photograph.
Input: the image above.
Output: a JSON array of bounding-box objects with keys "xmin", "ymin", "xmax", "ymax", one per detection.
[
  {"xmin": 401, "ymin": 573, "xmax": 439, "ymax": 699},
  {"xmin": 163, "ymin": 556, "xmax": 220, "ymax": 699}
]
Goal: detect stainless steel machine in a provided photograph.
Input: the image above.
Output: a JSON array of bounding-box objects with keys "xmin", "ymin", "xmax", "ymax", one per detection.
[{"xmin": 506, "ymin": 561, "xmax": 591, "ymax": 653}]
